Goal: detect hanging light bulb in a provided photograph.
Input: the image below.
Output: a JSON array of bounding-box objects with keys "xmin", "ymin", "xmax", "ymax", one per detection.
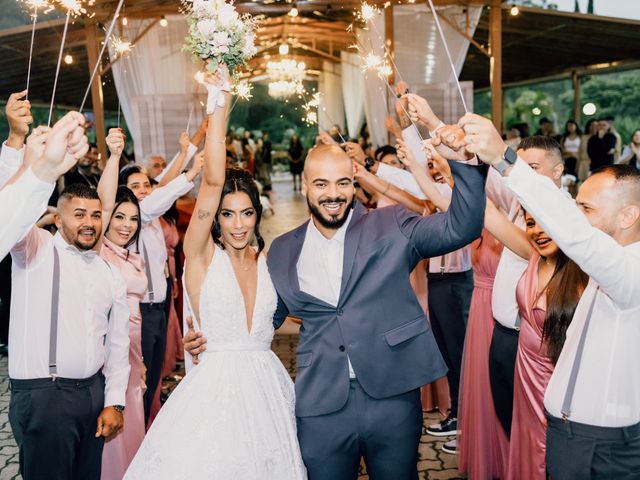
[
  {"xmin": 122, "ymin": 16, "xmax": 128, "ymax": 26},
  {"xmin": 159, "ymin": 16, "xmax": 168, "ymax": 27},
  {"xmin": 510, "ymin": 5, "xmax": 519, "ymax": 16},
  {"xmin": 288, "ymin": 5, "xmax": 298, "ymax": 17},
  {"xmin": 64, "ymin": 54, "xmax": 73, "ymax": 64},
  {"xmin": 279, "ymin": 43, "xmax": 289, "ymax": 55}
]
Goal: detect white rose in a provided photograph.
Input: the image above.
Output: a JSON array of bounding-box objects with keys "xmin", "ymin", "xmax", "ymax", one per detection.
[
  {"xmin": 197, "ymin": 19, "xmax": 217, "ymax": 36},
  {"xmin": 217, "ymin": 2, "xmax": 239, "ymax": 27},
  {"xmin": 192, "ymin": 0, "xmax": 212, "ymax": 17},
  {"xmin": 212, "ymin": 31, "xmax": 230, "ymax": 47}
]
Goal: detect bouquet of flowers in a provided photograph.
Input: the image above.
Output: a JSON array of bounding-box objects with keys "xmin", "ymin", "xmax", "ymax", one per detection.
[{"xmin": 183, "ymin": 0, "xmax": 259, "ymax": 111}]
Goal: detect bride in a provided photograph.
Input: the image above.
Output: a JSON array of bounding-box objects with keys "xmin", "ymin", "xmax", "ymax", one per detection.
[{"xmin": 125, "ymin": 66, "xmax": 307, "ymax": 479}]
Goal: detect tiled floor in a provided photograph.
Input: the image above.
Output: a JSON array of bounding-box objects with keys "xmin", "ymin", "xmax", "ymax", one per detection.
[{"xmin": 0, "ymin": 177, "xmax": 465, "ymax": 479}]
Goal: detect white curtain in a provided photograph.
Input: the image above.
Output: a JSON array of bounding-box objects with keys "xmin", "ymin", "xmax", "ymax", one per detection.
[
  {"xmin": 318, "ymin": 61, "xmax": 345, "ymax": 134},
  {"xmin": 108, "ymin": 16, "xmax": 206, "ymax": 163},
  {"xmin": 357, "ymin": 15, "xmax": 389, "ymax": 149},
  {"xmin": 340, "ymin": 52, "xmax": 366, "ymax": 139},
  {"xmin": 394, "ymin": 4, "xmax": 482, "ymax": 85}
]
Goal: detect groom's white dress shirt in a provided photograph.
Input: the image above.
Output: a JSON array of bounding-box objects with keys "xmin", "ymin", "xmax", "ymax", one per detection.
[
  {"xmin": 10, "ymin": 230, "xmax": 130, "ymax": 407},
  {"xmin": 297, "ymin": 211, "xmax": 356, "ymax": 378},
  {"xmin": 502, "ymin": 158, "xmax": 640, "ymax": 427},
  {"xmin": 0, "ymin": 141, "xmax": 24, "ymax": 189}
]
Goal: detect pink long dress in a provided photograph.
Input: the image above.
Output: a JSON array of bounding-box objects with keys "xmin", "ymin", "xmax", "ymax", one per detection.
[
  {"xmin": 458, "ymin": 230, "xmax": 509, "ymax": 479},
  {"xmin": 507, "ymin": 253, "xmax": 554, "ymax": 480},
  {"xmin": 100, "ymin": 237, "xmax": 147, "ymax": 479}
]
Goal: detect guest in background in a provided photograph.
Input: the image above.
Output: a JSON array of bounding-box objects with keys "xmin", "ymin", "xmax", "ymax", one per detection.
[
  {"xmin": 288, "ymin": 135, "xmax": 304, "ymax": 191},
  {"xmin": 578, "ymin": 119, "xmax": 597, "ymax": 181},
  {"xmin": 620, "ymin": 129, "xmax": 640, "ymax": 169},
  {"xmin": 561, "ymin": 120, "xmax": 581, "ymax": 177},
  {"xmin": 603, "ymin": 115, "xmax": 622, "ymax": 163},
  {"xmin": 587, "ymin": 119, "xmax": 617, "ymax": 173},
  {"xmin": 374, "ymin": 145, "xmax": 404, "ymax": 170},
  {"xmin": 62, "ymin": 143, "xmax": 101, "ymax": 190},
  {"xmin": 505, "ymin": 127, "xmax": 522, "ymax": 149}
]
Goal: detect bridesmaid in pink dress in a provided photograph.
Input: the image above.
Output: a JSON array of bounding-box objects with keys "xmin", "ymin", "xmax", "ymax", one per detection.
[
  {"xmin": 100, "ymin": 188, "xmax": 148, "ymax": 479},
  {"xmin": 484, "ymin": 203, "xmax": 588, "ymax": 480},
  {"xmin": 457, "ymin": 229, "xmax": 508, "ymax": 479}
]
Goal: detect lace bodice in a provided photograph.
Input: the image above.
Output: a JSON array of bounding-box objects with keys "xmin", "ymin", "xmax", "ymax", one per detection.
[{"xmin": 198, "ymin": 246, "xmax": 277, "ymax": 351}]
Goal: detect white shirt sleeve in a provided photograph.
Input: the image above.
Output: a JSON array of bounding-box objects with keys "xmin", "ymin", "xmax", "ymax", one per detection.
[
  {"xmin": 139, "ymin": 173, "xmax": 194, "ymax": 224},
  {"xmin": 502, "ymin": 158, "xmax": 640, "ymax": 310},
  {"xmin": 0, "ymin": 141, "xmax": 25, "ymax": 189},
  {"xmin": 486, "ymin": 166, "xmax": 517, "ymax": 213},
  {"xmin": 401, "ymin": 126, "xmax": 428, "ymax": 170},
  {"xmin": 155, "ymin": 143, "xmax": 198, "ymax": 183},
  {"xmin": 376, "ymin": 163, "xmax": 427, "ymax": 200},
  {"xmin": 102, "ymin": 267, "xmax": 131, "ymax": 407},
  {"xmin": 0, "ymin": 168, "xmax": 54, "ymax": 259}
]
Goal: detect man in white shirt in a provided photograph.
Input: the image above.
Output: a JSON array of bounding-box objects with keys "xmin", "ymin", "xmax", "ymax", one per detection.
[
  {"xmin": 7, "ymin": 113, "xmax": 130, "ymax": 479},
  {"xmin": 461, "ymin": 112, "xmax": 640, "ymax": 479},
  {"xmin": 119, "ymin": 161, "xmax": 200, "ymax": 423}
]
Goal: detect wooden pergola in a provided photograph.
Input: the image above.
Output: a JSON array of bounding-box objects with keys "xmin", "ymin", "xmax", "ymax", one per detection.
[{"xmin": 1, "ymin": 0, "xmax": 639, "ymax": 159}]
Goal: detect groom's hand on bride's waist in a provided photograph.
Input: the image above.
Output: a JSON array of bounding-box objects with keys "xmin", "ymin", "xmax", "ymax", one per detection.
[{"xmin": 183, "ymin": 316, "xmax": 207, "ymax": 365}]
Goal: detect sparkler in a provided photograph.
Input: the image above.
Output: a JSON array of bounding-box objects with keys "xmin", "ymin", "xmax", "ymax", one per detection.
[
  {"xmin": 22, "ymin": 0, "xmax": 53, "ymax": 100},
  {"xmin": 186, "ymin": 104, "xmax": 194, "ymax": 133},
  {"xmin": 79, "ymin": 0, "xmax": 125, "ymax": 113},
  {"xmin": 426, "ymin": 0, "xmax": 468, "ymax": 112},
  {"xmin": 111, "ymin": 36, "xmax": 133, "ymax": 56},
  {"xmin": 233, "ymin": 80, "xmax": 253, "ymax": 100}
]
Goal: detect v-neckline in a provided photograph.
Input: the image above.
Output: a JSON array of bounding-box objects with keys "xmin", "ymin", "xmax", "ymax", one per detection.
[{"xmin": 222, "ymin": 248, "xmax": 260, "ymax": 336}]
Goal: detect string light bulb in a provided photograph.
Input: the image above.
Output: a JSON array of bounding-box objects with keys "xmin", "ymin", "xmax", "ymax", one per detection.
[
  {"xmin": 510, "ymin": 5, "xmax": 519, "ymax": 16},
  {"xmin": 122, "ymin": 16, "xmax": 128, "ymax": 25},
  {"xmin": 159, "ymin": 16, "xmax": 168, "ymax": 27},
  {"xmin": 64, "ymin": 54, "xmax": 73, "ymax": 64},
  {"xmin": 288, "ymin": 5, "xmax": 298, "ymax": 17}
]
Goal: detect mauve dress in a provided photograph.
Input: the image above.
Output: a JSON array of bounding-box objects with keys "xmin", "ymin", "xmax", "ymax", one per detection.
[
  {"xmin": 507, "ymin": 253, "xmax": 553, "ymax": 480},
  {"xmin": 457, "ymin": 230, "xmax": 509, "ymax": 479},
  {"xmin": 100, "ymin": 237, "xmax": 147, "ymax": 479}
]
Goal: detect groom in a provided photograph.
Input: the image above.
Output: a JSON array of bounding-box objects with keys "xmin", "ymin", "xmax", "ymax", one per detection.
[{"xmin": 187, "ymin": 144, "xmax": 486, "ymax": 479}]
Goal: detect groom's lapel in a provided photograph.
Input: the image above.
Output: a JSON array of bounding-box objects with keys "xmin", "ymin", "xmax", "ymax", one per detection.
[{"xmin": 338, "ymin": 202, "xmax": 367, "ymax": 303}]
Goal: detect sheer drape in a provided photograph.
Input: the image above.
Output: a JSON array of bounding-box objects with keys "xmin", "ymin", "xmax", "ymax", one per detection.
[
  {"xmin": 340, "ymin": 52, "xmax": 366, "ymax": 140},
  {"xmin": 318, "ymin": 61, "xmax": 345, "ymax": 133},
  {"xmin": 108, "ymin": 16, "xmax": 205, "ymax": 163}
]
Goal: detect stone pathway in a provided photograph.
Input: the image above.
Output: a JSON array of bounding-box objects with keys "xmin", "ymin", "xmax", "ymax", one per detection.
[{"xmin": 0, "ymin": 178, "xmax": 465, "ymax": 479}]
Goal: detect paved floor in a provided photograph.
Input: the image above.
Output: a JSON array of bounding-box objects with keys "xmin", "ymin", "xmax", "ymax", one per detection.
[{"xmin": 0, "ymin": 178, "xmax": 465, "ymax": 479}]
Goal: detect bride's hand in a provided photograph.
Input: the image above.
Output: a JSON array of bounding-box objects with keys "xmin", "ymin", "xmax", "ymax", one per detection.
[{"xmin": 183, "ymin": 316, "xmax": 207, "ymax": 365}]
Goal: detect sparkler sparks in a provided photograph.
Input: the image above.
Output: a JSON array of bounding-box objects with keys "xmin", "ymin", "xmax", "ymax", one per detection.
[
  {"xmin": 57, "ymin": 0, "xmax": 87, "ymax": 16},
  {"xmin": 358, "ymin": 2, "xmax": 379, "ymax": 22},
  {"xmin": 233, "ymin": 80, "xmax": 253, "ymax": 100},
  {"xmin": 111, "ymin": 36, "xmax": 133, "ymax": 56}
]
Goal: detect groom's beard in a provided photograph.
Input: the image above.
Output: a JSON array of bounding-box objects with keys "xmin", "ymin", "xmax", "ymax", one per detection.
[{"xmin": 307, "ymin": 196, "xmax": 354, "ymax": 230}]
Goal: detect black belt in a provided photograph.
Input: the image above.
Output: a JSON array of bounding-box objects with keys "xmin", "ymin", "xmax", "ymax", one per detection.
[
  {"xmin": 427, "ymin": 269, "xmax": 472, "ymax": 281},
  {"xmin": 493, "ymin": 320, "xmax": 520, "ymax": 336},
  {"xmin": 10, "ymin": 371, "xmax": 103, "ymax": 390},
  {"xmin": 547, "ymin": 412, "xmax": 640, "ymax": 442},
  {"xmin": 140, "ymin": 301, "xmax": 165, "ymax": 311}
]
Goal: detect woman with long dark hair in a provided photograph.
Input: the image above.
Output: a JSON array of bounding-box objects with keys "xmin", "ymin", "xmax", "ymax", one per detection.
[
  {"xmin": 620, "ymin": 128, "xmax": 640, "ymax": 169},
  {"xmin": 485, "ymin": 201, "xmax": 588, "ymax": 480},
  {"xmin": 126, "ymin": 66, "xmax": 306, "ymax": 479},
  {"xmin": 96, "ymin": 130, "xmax": 148, "ymax": 479}
]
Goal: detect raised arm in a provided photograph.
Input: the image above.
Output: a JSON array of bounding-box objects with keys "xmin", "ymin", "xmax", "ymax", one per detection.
[
  {"xmin": 396, "ymin": 139, "xmax": 451, "ymax": 212},
  {"xmin": 183, "ymin": 69, "xmax": 230, "ymax": 262},
  {"xmin": 353, "ymin": 161, "xmax": 425, "ymax": 214},
  {"xmin": 1, "ymin": 90, "xmax": 32, "ymax": 188},
  {"xmin": 97, "ymin": 128, "xmax": 125, "ymax": 229},
  {"xmin": 157, "ymin": 132, "xmax": 191, "ymax": 186},
  {"xmin": 484, "ymin": 198, "xmax": 532, "ymax": 260}
]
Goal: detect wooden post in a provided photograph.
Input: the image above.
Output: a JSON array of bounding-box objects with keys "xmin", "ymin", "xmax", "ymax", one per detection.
[
  {"xmin": 489, "ymin": 0, "xmax": 502, "ymax": 131},
  {"xmin": 572, "ymin": 70, "xmax": 581, "ymax": 124},
  {"xmin": 384, "ymin": 5, "xmax": 395, "ymax": 86},
  {"xmin": 84, "ymin": 19, "xmax": 107, "ymax": 166}
]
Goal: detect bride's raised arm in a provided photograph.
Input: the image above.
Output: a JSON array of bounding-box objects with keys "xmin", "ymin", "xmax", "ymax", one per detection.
[{"xmin": 183, "ymin": 66, "xmax": 231, "ymax": 265}]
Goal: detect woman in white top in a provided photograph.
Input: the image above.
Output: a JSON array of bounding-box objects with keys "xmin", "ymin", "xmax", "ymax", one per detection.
[
  {"xmin": 619, "ymin": 128, "xmax": 640, "ymax": 170},
  {"xmin": 561, "ymin": 120, "xmax": 581, "ymax": 177}
]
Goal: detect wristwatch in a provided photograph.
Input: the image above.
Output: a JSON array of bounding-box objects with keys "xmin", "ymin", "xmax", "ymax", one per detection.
[
  {"xmin": 364, "ymin": 156, "xmax": 376, "ymax": 172},
  {"xmin": 113, "ymin": 405, "xmax": 125, "ymax": 413},
  {"xmin": 493, "ymin": 146, "xmax": 517, "ymax": 175}
]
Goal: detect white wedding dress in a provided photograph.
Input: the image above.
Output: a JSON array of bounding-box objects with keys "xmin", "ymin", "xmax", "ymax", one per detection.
[{"xmin": 125, "ymin": 247, "xmax": 307, "ymax": 479}]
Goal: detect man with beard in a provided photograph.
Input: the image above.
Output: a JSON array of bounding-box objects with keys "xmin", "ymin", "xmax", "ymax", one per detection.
[
  {"xmin": 8, "ymin": 135, "xmax": 130, "ymax": 479},
  {"xmin": 185, "ymin": 143, "xmax": 487, "ymax": 479}
]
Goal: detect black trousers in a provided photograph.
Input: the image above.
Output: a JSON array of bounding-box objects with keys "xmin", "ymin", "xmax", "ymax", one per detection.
[
  {"xmin": 488, "ymin": 322, "xmax": 519, "ymax": 438},
  {"xmin": 297, "ymin": 380, "xmax": 422, "ymax": 480},
  {"xmin": 427, "ymin": 269, "xmax": 473, "ymax": 417},
  {"xmin": 9, "ymin": 372, "xmax": 105, "ymax": 480},
  {"xmin": 141, "ymin": 302, "xmax": 167, "ymax": 425},
  {"xmin": 547, "ymin": 414, "xmax": 640, "ymax": 479}
]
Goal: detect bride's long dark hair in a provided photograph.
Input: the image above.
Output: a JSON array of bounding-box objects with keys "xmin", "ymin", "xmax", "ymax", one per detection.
[{"xmin": 212, "ymin": 168, "xmax": 265, "ymax": 254}]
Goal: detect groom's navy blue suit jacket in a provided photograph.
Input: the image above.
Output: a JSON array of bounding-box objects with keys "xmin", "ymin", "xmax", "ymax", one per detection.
[{"xmin": 267, "ymin": 161, "xmax": 486, "ymax": 417}]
